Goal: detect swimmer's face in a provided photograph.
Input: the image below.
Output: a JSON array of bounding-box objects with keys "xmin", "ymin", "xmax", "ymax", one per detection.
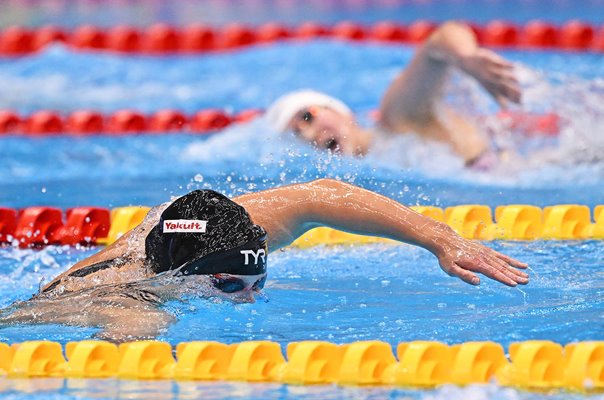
[
  {"xmin": 211, "ymin": 273, "xmax": 266, "ymax": 293},
  {"xmin": 288, "ymin": 106, "xmax": 370, "ymax": 156},
  {"xmin": 210, "ymin": 273, "xmax": 266, "ymax": 303}
]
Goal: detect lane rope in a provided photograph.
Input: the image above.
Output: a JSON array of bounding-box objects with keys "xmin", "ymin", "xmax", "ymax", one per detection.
[
  {"xmin": 1, "ymin": 20, "xmax": 602, "ymax": 56},
  {"xmin": 0, "ymin": 339, "xmax": 601, "ymax": 390},
  {"xmin": 0, "ymin": 109, "xmax": 263, "ymax": 135},
  {"xmin": 0, "ymin": 109, "xmax": 560, "ymax": 136},
  {"xmin": 1, "ymin": 204, "xmax": 602, "ymax": 247}
]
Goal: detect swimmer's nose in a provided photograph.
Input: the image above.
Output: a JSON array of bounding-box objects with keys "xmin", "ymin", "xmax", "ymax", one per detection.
[{"xmin": 243, "ymin": 290, "xmax": 256, "ymax": 303}]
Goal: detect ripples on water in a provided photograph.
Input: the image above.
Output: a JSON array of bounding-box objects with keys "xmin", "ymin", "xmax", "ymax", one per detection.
[{"xmin": 1, "ymin": 241, "xmax": 603, "ymax": 349}]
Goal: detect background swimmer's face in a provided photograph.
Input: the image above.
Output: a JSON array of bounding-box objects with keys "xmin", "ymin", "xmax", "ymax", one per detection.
[{"xmin": 288, "ymin": 106, "xmax": 370, "ymax": 156}]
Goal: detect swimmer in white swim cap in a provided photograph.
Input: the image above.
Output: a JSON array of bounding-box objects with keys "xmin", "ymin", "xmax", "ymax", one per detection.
[
  {"xmin": 265, "ymin": 22, "xmax": 521, "ymax": 167},
  {"xmin": 266, "ymin": 90, "xmax": 372, "ymax": 156}
]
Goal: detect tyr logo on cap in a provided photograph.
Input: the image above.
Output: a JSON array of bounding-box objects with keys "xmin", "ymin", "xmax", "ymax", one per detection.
[
  {"xmin": 240, "ymin": 249, "xmax": 266, "ymax": 265},
  {"xmin": 163, "ymin": 219, "xmax": 207, "ymax": 233}
]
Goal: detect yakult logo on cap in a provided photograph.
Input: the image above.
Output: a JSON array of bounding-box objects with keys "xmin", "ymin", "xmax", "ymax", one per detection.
[{"xmin": 163, "ymin": 220, "xmax": 207, "ymax": 233}]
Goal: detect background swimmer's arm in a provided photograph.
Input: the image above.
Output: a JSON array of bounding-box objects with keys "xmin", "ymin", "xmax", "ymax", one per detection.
[
  {"xmin": 235, "ymin": 179, "xmax": 528, "ymax": 287},
  {"xmin": 378, "ymin": 21, "xmax": 521, "ymax": 161}
]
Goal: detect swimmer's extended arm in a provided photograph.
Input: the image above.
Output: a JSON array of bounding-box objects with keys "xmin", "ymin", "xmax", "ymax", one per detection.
[
  {"xmin": 235, "ymin": 179, "xmax": 528, "ymax": 287},
  {"xmin": 378, "ymin": 21, "xmax": 521, "ymax": 162}
]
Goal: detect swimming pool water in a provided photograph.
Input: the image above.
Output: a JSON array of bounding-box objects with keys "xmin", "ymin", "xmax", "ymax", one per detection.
[
  {"xmin": 1, "ymin": 37, "xmax": 604, "ymax": 399},
  {"xmin": 2, "ymin": 0, "xmax": 604, "ymax": 28},
  {"xmin": 1, "ymin": 241, "xmax": 603, "ymax": 399},
  {"xmin": 2, "ymin": 240, "xmax": 604, "ymax": 347},
  {"xmin": 1, "ymin": 41, "xmax": 604, "ymax": 207}
]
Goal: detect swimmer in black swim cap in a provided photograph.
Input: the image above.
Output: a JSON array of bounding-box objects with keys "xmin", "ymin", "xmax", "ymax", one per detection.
[
  {"xmin": 145, "ymin": 189, "xmax": 268, "ymax": 293},
  {"xmin": 7, "ymin": 179, "xmax": 528, "ymax": 342},
  {"xmin": 40, "ymin": 179, "xmax": 529, "ymax": 297}
]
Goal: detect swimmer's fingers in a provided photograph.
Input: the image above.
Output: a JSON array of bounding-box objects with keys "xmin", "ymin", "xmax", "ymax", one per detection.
[
  {"xmin": 486, "ymin": 70, "xmax": 521, "ymax": 102},
  {"xmin": 470, "ymin": 242, "xmax": 529, "ymax": 283},
  {"xmin": 497, "ymin": 68, "xmax": 519, "ymax": 84},
  {"xmin": 485, "ymin": 82, "xmax": 521, "ymax": 108},
  {"xmin": 482, "ymin": 49, "xmax": 514, "ymax": 69},
  {"xmin": 491, "ymin": 249, "xmax": 529, "ymax": 269},
  {"xmin": 496, "ymin": 69, "xmax": 521, "ymax": 96},
  {"xmin": 456, "ymin": 257, "xmax": 520, "ymax": 287},
  {"xmin": 494, "ymin": 94, "xmax": 509, "ymax": 110},
  {"xmin": 484, "ymin": 51, "xmax": 518, "ymax": 81},
  {"xmin": 478, "ymin": 53, "xmax": 521, "ymax": 105},
  {"xmin": 486, "ymin": 85, "xmax": 509, "ymax": 108},
  {"xmin": 483, "ymin": 253, "xmax": 529, "ymax": 284},
  {"xmin": 436, "ymin": 235, "xmax": 528, "ymax": 286},
  {"xmin": 439, "ymin": 259, "xmax": 480, "ymax": 285},
  {"xmin": 500, "ymin": 80, "xmax": 522, "ymax": 104}
]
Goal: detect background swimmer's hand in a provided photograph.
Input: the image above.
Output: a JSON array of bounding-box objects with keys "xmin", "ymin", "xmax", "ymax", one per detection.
[
  {"xmin": 432, "ymin": 229, "xmax": 529, "ymax": 286},
  {"xmin": 460, "ymin": 48, "xmax": 522, "ymax": 109}
]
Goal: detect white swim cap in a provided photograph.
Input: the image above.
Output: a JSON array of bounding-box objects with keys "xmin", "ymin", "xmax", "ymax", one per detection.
[{"xmin": 265, "ymin": 90, "xmax": 353, "ymax": 133}]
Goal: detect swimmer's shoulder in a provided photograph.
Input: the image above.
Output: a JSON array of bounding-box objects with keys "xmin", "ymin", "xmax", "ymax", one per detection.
[{"xmin": 40, "ymin": 201, "xmax": 173, "ymax": 296}]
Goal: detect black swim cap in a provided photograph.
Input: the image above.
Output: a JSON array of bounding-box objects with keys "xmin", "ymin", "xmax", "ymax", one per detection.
[{"xmin": 145, "ymin": 190, "xmax": 267, "ymax": 276}]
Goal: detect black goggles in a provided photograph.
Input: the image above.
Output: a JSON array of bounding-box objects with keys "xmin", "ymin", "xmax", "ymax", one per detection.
[{"xmin": 210, "ymin": 273, "xmax": 267, "ymax": 293}]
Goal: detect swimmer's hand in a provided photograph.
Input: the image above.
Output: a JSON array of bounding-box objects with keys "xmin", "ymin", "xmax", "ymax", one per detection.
[
  {"xmin": 460, "ymin": 48, "xmax": 522, "ymax": 109},
  {"xmin": 432, "ymin": 229, "xmax": 529, "ymax": 286}
]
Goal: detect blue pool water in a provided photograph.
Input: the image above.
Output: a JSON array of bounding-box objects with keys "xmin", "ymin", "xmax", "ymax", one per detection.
[
  {"xmin": 1, "ymin": 36, "xmax": 604, "ymax": 400},
  {"xmin": 2, "ymin": 0, "xmax": 604, "ymax": 28},
  {"xmin": 1, "ymin": 41, "xmax": 604, "ymax": 207}
]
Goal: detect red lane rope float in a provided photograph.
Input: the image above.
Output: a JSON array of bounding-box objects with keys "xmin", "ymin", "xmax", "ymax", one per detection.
[
  {"xmin": 497, "ymin": 111, "xmax": 561, "ymax": 137},
  {"xmin": 0, "ymin": 206, "xmax": 112, "ymax": 247},
  {"xmin": 2, "ymin": 206, "xmax": 110, "ymax": 247},
  {"xmin": 1, "ymin": 20, "xmax": 604, "ymax": 56},
  {"xmin": 0, "ymin": 108, "xmax": 260, "ymax": 135},
  {"xmin": 0, "ymin": 208, "xmax": 17, "ymax": 243},
  {"xmin": 371, "ymin": 21, "xmax": 407, "ymax": 42},
  {"xmin": 482, "ymin": 20, "xmax": 519, "ymax": 47},
  {"xmin": 522, "ymin": 20, "xmax": 558, "ymax": 48},
  {"xmin": 407, "ymin": 20, "xmax": 437, "ymax": 43},
  {"xmin": 0, "ymin": 111, "xmax": 21, "ymax": 133}
]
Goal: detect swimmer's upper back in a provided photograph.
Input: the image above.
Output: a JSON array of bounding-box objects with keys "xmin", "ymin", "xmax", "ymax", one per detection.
[{"xmin": 40, "ymin": 203, "xmax": 169, "ymax": 294}]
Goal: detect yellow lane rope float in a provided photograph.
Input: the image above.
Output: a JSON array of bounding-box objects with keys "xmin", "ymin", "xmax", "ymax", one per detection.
[{"xmin": 1, "ymin": 340, "xmax": 604, "ymax": 391}]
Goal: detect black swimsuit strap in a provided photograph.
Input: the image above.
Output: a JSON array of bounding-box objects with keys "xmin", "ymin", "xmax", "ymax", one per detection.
[
  {"xmin": 41, "ymin": 258, "xmax": 123, "ymax": 293},
  {"xmin": 67, "ymin": 258, "xmax": 123, "ymax": 278}
]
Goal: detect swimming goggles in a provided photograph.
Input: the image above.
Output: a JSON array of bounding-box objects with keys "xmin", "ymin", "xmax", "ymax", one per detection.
[
  {"xmin": 210, "ymin": 273, "xmax": 267, "ymax": 293},
  {"xmin": 292, "ymin": 107, "xmax": 340, "ymax": 151},
  {"xmin": 292, "ymin": 107, "xmax": 317, "ymax": 135}
]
